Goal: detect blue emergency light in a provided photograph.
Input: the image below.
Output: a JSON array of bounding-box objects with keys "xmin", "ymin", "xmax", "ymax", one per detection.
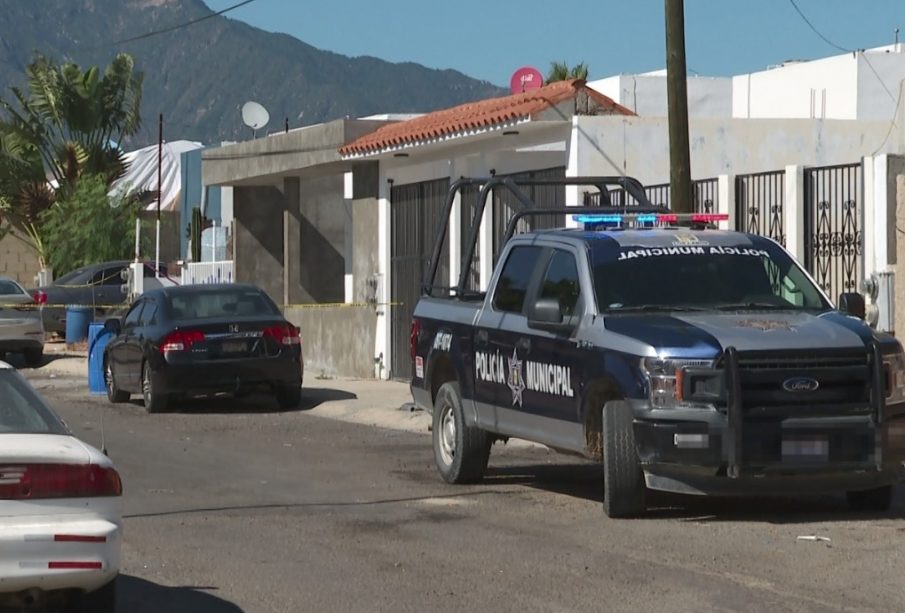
[{"xmin": 572, "ymin": 212, "xmax": 728, "ymax": 229}]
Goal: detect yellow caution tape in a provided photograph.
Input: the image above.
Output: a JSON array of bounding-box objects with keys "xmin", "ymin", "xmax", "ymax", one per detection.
[{"xmin": 281, "ymin": 302, "xmax": 404, "ymax": 309}]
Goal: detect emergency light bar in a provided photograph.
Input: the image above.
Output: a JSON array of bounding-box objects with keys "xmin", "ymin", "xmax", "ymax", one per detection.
[{"xmin": 572, "ymin": 212, "xmax": 729, "ymax": 227}]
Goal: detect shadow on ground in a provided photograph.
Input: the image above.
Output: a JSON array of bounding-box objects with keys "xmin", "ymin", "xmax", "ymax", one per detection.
[
  {"xmin": 0, "ymin": 350, "xmax": 80, "ymax": 371},
  {"xmin": 130, "ymin": 387, "xmax": 358, "ymax": 415},
  {"xmin": 483, "ymin": 461, "xmax": 905, "ymax": 523},
  {"xmin": 117, "ymin": 575, "xmax": 244, "ymax": 613}
]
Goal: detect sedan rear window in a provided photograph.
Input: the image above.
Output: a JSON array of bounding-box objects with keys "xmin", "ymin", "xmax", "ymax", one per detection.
[
  {"xmin": 0, "ymin": 280, "xmax": 25, "ymax": 296},
  {"xmin": 0, "ymin": 372, "xmax": 67, "ymax": 435},
  {"xmin": 167, "ymin": 288, "xmax": 280, "ymax": 320}
]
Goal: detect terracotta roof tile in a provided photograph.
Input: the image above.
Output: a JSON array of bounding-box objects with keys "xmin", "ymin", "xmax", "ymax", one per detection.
[{"xmin": 340, "ymin": 79, "xmax": 635, "ymax": 157}]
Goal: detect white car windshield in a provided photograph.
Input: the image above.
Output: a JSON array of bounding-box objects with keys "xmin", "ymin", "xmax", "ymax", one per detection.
[{"xmin": 0, "ymin": 371, "xmax": 68, "ymax": 434}]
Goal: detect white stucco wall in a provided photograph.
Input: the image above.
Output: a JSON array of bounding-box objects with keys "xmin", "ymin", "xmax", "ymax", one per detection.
[
  {"xmin": 587, "ymin": 74, "xmax": 732, "ymax": 118},
  {"xmin": 731, "ymin": 46, "xmax": 905, "ymax": 120},
  {"xmin": 856, "ymin": 49, "xmax": 905, "ymax": 121},
  {"xmin": 573, "ymin": 115, "xmax": 901, "ymax": 182}
]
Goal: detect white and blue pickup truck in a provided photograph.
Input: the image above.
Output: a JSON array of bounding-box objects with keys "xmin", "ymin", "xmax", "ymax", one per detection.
[{"xmin": 409, "ymin": 176, "xmax": 905, "ymax": 517}]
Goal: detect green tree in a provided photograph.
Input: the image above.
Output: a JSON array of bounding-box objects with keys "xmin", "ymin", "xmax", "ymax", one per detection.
[
  {"xmin": 41, "ymin": 174, "xmax": 140, "ymax": 276},
  {"xmin": 0, "ymin": 53, "xmax": 143, "ymax": 268},
  {"xmin": 545, "ymin": 61, "xmax": 590, "ymax": 84}
]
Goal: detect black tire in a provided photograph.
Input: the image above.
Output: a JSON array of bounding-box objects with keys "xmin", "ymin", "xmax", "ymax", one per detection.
[
  {"xmin": 141, "ymin": 361, "xmax": 168, "ymax": 413},
  {"xmin": 432, "ymin": 381, "xmax": 489, "ymax": 484},
  {"xmin": 275, "ymin": 382, "xmax": 302, "ymax": 409},
  {"xmin": 23, "ymin": 346, "xmax": 43, "ymax": 367},
  {"xmin": 105, "ymin": 357, "xmax": 129, "ymax": 404},
  {"xmin": 602, "ymin": 401, "xmax": 647, "ymax": 518},
  {"xmin": 69, "ymin": 576, "xmax": 117, "ymax": 613},
  {"xmin": 846, "ymin": 485, "xmax": 894, "ymax": 512}
]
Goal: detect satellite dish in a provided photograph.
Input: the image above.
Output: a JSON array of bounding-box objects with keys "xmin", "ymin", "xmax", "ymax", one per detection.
[
  {"xmin": 241, "ymin": 101, "xmax": 270, "ymax": 136},
  {"xmin": 510, "ymin": 66, "xmax": 544, "ymax": 94}
]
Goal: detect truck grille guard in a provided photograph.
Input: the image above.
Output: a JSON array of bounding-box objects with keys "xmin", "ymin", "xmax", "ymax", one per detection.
[{"xmin": 722, "ymin": 342, "xmax": 885, "ymax": 479}]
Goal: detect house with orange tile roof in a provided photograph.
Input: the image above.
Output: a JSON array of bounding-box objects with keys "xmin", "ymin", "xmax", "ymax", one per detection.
[{"xmin": 202, "ymin": 66, "xmax": 904, "ymax": 380}]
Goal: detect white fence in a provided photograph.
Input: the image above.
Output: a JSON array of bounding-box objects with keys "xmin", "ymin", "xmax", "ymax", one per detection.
[{"xmin": 181, "ymin": 261, "xmax": 235, "ymax": 285}]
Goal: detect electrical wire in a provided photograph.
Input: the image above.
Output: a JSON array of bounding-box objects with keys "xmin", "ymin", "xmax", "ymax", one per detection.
[
  {"xmin": 95, "ymin": 0, "xmax": 260, "ymax": 49},
  {"xmin": 787, "ymin": 0, "xmax": 848, "ymax": 53},
  {"xmin": 788, "ymin": 0, "xmax": 902, "ymax": 155}
]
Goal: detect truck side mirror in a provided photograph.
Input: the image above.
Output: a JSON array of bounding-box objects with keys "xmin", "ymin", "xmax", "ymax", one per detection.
[
  {"xmin": 838, "ymin": 292, "xmax": 865, "ymax": 319},
  {"xmin": 528, "ymin": 298, "xmax": 573, "ymax": 333}
]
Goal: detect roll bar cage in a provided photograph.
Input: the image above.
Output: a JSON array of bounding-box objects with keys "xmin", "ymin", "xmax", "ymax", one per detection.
[{"xmin": 423, "ymin": 175, "xmax": 667, "ymax": 297}]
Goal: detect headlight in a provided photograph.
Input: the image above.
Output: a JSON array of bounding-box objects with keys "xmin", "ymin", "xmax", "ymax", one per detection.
[
  {"xmin": 641, "ymin": 357, "xmax": 715, "ymax": 409},
  {"xmin": 884, "ymin": 351, "xmax": 905, "ymax": 404}
]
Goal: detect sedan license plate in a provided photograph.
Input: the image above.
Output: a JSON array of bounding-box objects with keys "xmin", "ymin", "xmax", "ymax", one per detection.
[
  {"xmin": 782, "ymin": 436, "xmax": 829, "ymax": 461},
  {"xmin": 221, "ymin": 340, "xmax": 247, "ymax": 354}
]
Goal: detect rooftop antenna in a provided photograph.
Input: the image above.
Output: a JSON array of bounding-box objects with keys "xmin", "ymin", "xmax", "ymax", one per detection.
[{"xmin": 241, "ymin": 101, "xmax": 270, "ymax": 139}]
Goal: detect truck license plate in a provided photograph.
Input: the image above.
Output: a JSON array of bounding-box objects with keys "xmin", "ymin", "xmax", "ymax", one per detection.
[{"xmin": 782, "ymin": 436, "xmax": 829, "ymax": 461}]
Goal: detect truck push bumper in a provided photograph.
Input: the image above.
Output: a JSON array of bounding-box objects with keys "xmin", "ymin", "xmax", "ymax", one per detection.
[{"xmin": 633, "ymin": 344, "xmax": 905, "ymax": 496}]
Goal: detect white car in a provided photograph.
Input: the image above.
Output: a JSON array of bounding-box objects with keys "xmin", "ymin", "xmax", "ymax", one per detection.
[
  {"xmin": 0, "ymin": 277, "xmax": 45, "ymax": 367},
  {"xmin": 0, "ymin": 362, "xmax": 122, "ymax": 612}
]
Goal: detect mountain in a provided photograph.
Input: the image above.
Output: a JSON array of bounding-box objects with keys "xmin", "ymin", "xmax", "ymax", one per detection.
[{"xmin": 0, "ymin": 0, "xmax": 507, "ymax": 147}]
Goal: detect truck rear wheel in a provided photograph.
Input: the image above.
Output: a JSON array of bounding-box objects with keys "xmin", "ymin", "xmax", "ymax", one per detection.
[
  {"xmin": 846, "ymin": 485, "xmax": 893, "ymax": 512},
  {"xmin": 432, "ymin": 381, "xmax": 489, "ymax": 484},
  {"xmin": 602, "ymin": 401, "xmax": 646, "ymax": 518}
]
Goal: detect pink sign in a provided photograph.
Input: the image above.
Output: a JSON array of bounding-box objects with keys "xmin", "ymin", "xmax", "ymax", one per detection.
[{"xmin": 510, "ymin": 66, "xmax": 544, "ymax": 94}]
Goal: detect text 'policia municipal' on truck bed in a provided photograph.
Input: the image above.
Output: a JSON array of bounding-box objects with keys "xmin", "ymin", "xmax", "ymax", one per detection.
[{"xmin": 408, "ymin": 176, "xmax": 905, "ymax": 518}]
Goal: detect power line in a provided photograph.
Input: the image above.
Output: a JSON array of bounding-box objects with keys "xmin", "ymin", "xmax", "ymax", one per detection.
[
  {"xmin": 787, "ymin": 0, "xmax": 848, "ymax": 53},
  {"xmin": 97, "ymin": 0, "xmax": 259, "ymax": 49}
]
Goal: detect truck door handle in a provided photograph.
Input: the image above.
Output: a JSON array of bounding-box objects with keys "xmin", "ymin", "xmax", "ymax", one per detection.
[
  {"xmin": 517, "ymin": 337, "xmax": 531, "ymax": 352},
  {"xmin": 476, "ymin": 330, "xmax": 488, "ymax": 346}
]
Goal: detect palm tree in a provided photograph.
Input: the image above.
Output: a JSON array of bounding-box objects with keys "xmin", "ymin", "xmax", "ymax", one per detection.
[
  {"xmin": 546, "ymin": 61, "xmax": 590, "ymax": 84},
  {"xmin": 0, "ymin": 53, "xmax": 143, "ymax": 266}
]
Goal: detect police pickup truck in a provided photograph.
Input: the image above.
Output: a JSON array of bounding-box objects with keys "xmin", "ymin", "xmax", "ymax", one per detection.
[{"xmin": 409, "ymin": 176, "xmax": 905, "ymax": 517}]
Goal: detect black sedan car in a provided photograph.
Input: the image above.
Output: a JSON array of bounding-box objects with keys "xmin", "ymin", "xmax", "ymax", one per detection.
[
  {"xmin": 32, "ymin": 261, "xmax": 166, "ymax": 334},
  {"xmin": 103, "ymin": 284, "xmax": 303, "ymax": 412}
]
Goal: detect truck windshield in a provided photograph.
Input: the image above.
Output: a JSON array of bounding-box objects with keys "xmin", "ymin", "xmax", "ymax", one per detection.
[{"xmin": 592, "ymin": 242, "xmax": 830, "ymax": 313}]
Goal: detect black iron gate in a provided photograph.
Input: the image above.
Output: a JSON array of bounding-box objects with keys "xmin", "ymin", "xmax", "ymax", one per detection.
[
  {"xmin": 390, "ymin": 177, "xmax": 450, "ymax": 380},
  {"xmin": 491, "ymin": 167, "xmax": 567, "ymax": 263},
  {"xmin": 803, "ymin": 163, "xmax": 863, "ymax": 300},
  {"xmin": 583, "ymin": 179, "xmax": 716, "ymax": 212},
  {"xmin": 735, "ymin": 170, "xmax": 785, "ymax": 244}
]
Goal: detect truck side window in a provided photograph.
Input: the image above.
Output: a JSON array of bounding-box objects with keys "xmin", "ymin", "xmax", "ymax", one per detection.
[
  {"xmin": 540, "ymin": 250, "xmax": 581, "ymax": 316},
  {"xmin": 493, "ymin": 246, "xmax": 541, "ymax": 313}
]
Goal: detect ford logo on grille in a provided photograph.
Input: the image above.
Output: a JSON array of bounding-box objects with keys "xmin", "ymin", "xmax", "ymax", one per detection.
[{"xmin": 782, "ymin": 377, "xmax": 820, "ymax": 393}]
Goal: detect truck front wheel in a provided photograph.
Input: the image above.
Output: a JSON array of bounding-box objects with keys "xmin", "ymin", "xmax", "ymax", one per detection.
[
  {"xmin": 433, "ymin": 382, "xmax": 490, "ymax": 484},
  {"xmin": 602, "ymin": 401, "xmax": 647, "ymax": 518}
]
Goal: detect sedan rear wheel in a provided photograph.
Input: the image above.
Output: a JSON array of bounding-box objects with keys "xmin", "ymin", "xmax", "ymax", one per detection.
[
  {"xmin": 275, "ymin": 382, "xmax": 302, "ymax": 409},
  {"xmin": 142, "ymin": 361, "xmax": 168, "ymax": 413},
  {"xmin": 23, "ymin": 346, "xmax": 43, "ymax": 367},
  {"xmin": 105, "ymin": 358, "xmax": 129, "ymax": 404}
]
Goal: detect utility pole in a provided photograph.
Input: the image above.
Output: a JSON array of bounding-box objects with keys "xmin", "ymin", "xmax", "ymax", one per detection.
[{"xmin": 665, "ymin": 0, "xmax": 693, "ymax": 213}]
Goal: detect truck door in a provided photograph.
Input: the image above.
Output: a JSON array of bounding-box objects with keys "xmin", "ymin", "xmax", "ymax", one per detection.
[
  {"xmin": 518, "ymin": 247, "xmax": 588, "ymax": 452},
  {"xmin": 473, "ymin": 245, "xmax": 544, "ymax": 433}
]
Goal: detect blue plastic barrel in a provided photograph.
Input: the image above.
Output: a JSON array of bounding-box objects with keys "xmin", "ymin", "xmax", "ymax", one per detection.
[
  {"xmin": 87, "ymin": 322, "xmax": 112, "ymax": 395},
  {"xmin": 64, "ymin": 305, "xmax": 94, "ymax": 345}
]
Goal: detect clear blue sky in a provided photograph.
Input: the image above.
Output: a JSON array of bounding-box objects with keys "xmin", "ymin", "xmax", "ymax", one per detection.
[{"xmin": 205, "ymin": 0, "xmax": 904, "ymax": 86}]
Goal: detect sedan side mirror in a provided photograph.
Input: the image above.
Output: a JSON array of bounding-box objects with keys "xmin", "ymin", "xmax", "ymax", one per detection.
[
  {"xmin": 838, "ymin": 292, "xmax": 866, "ymax": 320},
  {"xmin": 104, "ymin": 317, "xmax": 122, "ymax": 336}
]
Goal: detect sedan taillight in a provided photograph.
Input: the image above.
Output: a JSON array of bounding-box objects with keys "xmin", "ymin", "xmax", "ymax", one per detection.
[
  {"xmin": 263, "ymin": 324, "xmax": 301, "ymax": 346},
  {"xmin": 160, "ymin": 330, "xmax": 205, "ymax": 353},
  {"xmin": 31, "ymin": 291, "xmax": 47, "ymax": 305},
  {"xmin": 0, "ymin": 464, "xmax": 122, "ymax": 499}
]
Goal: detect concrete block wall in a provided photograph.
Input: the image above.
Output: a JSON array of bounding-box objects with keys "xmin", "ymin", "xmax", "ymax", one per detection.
[
  {"xmin": 0, "ymin": 233, "xmax": 40, "ymax": 285},
  {"xmin": 284, "ymin": 305, "xmax": 378, "ymax": 380}
]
